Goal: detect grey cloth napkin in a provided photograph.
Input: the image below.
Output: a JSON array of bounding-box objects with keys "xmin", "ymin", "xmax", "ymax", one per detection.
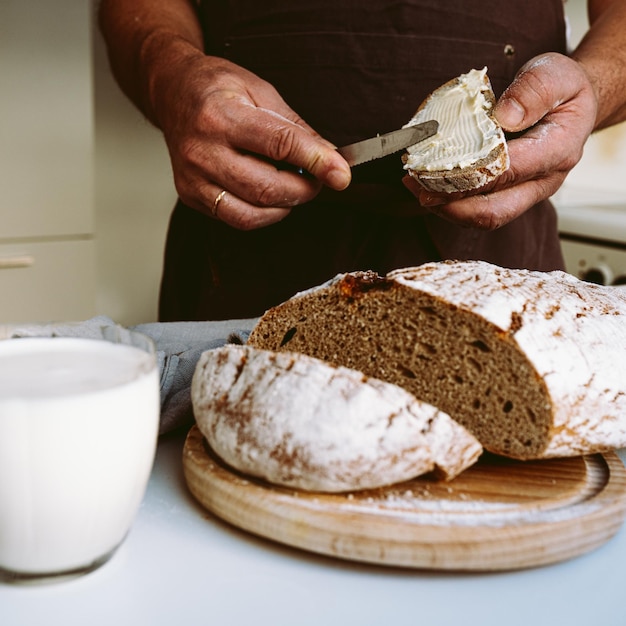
[{"xmin": 3, "ymin": 315, "xmax": 258, "ymax": 434}]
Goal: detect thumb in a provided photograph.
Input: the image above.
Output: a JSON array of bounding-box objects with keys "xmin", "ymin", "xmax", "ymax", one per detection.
[
  {"xmin": 494, "ymin": 52, "xmax": 575, "ymax": 132},
  {"xmin": 494, "ymin": 95, "xmax": 527, "ymax": 131}
]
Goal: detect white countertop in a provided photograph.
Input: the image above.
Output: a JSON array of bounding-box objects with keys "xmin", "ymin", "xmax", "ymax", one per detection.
[{"xmin": 3, "ymin": 431, "xmax": 626, "ymax": 626}]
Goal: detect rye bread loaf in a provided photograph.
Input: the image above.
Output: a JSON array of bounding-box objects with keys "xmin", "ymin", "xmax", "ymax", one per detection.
[
  {"xmin": 191, "ymin": 344, "xmax": 482, "ymax": 492},
  {"xmin": 402, "ymin": 67, "xmax": 509, "ymax": 193},
  {"xmin": 248, "ymin": 260, "xmax": 626, "ymax": 460}
]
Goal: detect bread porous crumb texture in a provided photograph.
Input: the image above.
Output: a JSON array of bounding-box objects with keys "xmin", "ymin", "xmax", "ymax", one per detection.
[{"xmin": 248, "ymin": 261, "xmax": 626, "ymax": 460}]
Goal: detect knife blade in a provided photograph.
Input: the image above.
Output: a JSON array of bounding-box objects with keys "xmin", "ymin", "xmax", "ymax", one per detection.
[{"xmin": 337, "ymin": 120, "xmax": 439, "ymax": 167}]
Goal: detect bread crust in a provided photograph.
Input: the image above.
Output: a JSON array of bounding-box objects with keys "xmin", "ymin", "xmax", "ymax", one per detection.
[{"xmin": 406, "ymin": 143, "xmax": 509, "ymax": 193}]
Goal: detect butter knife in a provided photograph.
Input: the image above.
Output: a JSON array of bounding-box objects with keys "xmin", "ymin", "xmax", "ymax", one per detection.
[{"xmin": 337, "ymin": 120, "xmax": 439, "ymax": 167}]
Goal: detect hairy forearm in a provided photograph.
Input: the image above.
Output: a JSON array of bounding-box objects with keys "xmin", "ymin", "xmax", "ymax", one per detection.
[
  {"xmin": 98, "ymin": 0, "xmax": 204, "ymax": 126},
  {"xmin": 572, "ymin": 0, "xmax": 626, "ymax": 130}
]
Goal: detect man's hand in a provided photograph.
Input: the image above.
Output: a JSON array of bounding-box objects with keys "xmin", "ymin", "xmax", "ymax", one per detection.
[
  {"xmin": 149, "ymin": 50, "xmax": 351, "ymax": 230},
  {"xmin": 403, "ymin": 53, "xmax": 598, "ymax": 230}
]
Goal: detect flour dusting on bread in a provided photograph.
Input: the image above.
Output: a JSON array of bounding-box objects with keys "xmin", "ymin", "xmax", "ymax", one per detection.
[{"xmin": 191, "ymin": 345, "xmax": 482, "ymax": 492}]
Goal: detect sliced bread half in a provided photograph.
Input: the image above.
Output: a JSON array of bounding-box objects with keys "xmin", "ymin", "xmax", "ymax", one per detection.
[
  {"xmin": 191, "ymin": 344, "xmax": 482, "ymax": 492},
  {"xmin": 248, "ymin": 261, "xmax": 626, "ymax": 460},
  {"xmin": 402, "ymin": 67, "xmax": 509, "ymax": 193}
]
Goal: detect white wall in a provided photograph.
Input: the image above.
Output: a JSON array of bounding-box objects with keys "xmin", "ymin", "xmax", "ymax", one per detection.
[
  {"xmin": 93, "ymin": 7, "xmax": 175, "ymax": 326},
  {"xmin": 559, "ymin": 0, "xmax": 626, "ymax": 202},
  {"xmin": 0, "ymin": 1, "xmax": 96, "ymax": 324}
]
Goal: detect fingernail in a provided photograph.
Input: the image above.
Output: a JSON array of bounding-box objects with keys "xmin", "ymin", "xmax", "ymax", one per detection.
[
  {"xmin": 496, "ymin": 97, "xmax": 525, "ymax": 130},
  {"xmin": 421, "ymin": 193, "xmax": 445, "ymax": 207},
  {"xmin": 327, "ymin": 167, "xmax": 351, "ymax": 191}
]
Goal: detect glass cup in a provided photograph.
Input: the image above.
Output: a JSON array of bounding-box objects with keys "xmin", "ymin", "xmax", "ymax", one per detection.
[{"xmin": 0, "ymin": 327, "xmax": 160, "ymax": 583}]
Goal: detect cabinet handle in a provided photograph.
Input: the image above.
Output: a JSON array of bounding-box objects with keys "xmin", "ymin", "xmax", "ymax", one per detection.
[{"xmin": 0, "ymin": 254, "xmax": 35, "ymax": 269}]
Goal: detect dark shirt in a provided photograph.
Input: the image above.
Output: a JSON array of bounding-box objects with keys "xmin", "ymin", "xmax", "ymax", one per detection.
[{"xmin": 159, "ymin": 0, "xmax": 567, "ymax": 321}]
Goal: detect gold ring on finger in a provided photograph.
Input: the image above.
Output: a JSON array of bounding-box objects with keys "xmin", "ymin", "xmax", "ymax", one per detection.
[{"xmin": 211, "ymin": 189, "xmax": 227, "ymax": 218}]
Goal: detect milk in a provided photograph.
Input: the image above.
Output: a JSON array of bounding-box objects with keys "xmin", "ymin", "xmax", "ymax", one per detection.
[{"xmin": 0, "ymin": 336, "xmax": 159, "ymax": 580}]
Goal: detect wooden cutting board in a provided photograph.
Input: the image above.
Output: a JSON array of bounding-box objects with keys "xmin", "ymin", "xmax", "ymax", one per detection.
[{"xmin": 182, "ymin": 425, "xmax": 626, "ymax": 571}]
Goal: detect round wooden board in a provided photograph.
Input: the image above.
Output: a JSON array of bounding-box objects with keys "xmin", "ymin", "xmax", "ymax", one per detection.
[{"xmin": 182, "ymin": 425, "xmax": 626, "ymax": 571}]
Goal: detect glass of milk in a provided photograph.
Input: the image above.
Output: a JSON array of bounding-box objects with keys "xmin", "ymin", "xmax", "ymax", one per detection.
[{"xmin": 0, "ymin": 327, "xmax": 160, "ymax": 583}]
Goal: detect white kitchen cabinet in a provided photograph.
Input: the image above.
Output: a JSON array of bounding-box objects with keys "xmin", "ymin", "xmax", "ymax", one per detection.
[
  {"xmin": 0, "ymin": 1, "xmax": 95, "ymax": 323},
  {"xmin": 0, "ymin": 240, "xmax": 95, "ymax": 323}
]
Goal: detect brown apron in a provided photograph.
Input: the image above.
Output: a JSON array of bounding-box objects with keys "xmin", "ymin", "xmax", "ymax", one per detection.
[{"xmin": 159, "ymin": 0, "xmax": 567, "ymax": 321}]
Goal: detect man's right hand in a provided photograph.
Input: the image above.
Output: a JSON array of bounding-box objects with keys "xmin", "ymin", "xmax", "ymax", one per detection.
[{"xmin": 148, "ymin": 47, "xmax": 351, "ymax": 229}]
